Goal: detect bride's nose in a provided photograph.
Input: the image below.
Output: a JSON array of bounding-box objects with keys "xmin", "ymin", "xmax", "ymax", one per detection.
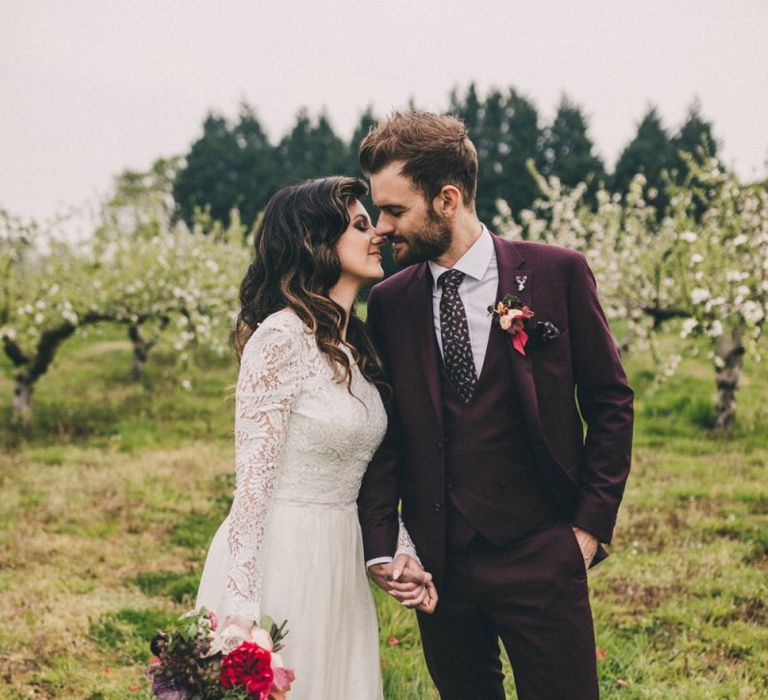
[{"xmin": 371, "ymin": 232, "xmax": 386, "ymax": 247}]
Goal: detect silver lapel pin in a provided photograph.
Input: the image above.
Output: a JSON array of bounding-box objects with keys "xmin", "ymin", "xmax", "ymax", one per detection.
[{"xmin": 516, "ymin": 275, "xmax": 527, "ymax": 292}]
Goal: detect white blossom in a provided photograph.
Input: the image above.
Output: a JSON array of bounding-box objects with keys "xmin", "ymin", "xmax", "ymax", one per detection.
[
  {"xmin": 690, "ymin": 288, "xmax": 710, "ymax": 304},
  {"xmin": 707, "ymin": 320, "xmax": 724, "ymax": 338},
  {"xmin": 681, "ymin": 318, "xmax": 699, "ymax": 338},
  {"xmin": 743, "ymin": 301, "xmax": 765, "ymax": 324}
]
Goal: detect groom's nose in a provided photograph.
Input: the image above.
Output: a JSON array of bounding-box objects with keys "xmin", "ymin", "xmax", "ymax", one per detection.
[{"xmin": 375, "ymin": 215, "xmax": 394, "ymax": 238}]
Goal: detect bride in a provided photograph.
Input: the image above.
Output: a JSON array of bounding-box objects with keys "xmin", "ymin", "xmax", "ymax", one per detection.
[{"xmin": 195, "ymin": 176, "xmax": 437, "ymax": 699}]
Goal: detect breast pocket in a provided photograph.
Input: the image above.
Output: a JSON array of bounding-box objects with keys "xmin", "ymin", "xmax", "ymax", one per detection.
[{"xmin": 533, "ymin": 328, "xmax": 570, "ymax": 362}]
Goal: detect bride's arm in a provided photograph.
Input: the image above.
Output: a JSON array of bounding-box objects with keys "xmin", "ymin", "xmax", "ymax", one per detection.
[
  {"xmin": 395, "ymin": 514, "xmax": 421, "ymax": 564},
  {"xmin": 222, "ymin": 323, "xmax": 302, "ymax": 630}
]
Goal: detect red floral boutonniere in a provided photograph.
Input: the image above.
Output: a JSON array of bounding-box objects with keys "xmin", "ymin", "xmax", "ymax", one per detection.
[{"xmin": 488, "ymin": 294, "xmax": 535, "ymax": 355}]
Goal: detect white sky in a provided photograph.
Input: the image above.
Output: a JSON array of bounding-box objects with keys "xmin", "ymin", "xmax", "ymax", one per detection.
[{"xmin": 1, "ymin": 0, "xmax": 767, "ymax": 228}]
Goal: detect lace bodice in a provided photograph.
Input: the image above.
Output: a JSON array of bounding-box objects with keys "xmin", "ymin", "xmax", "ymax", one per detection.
[{"xmin": 223, "ymin": 310, "xmax": 413, "ymax": 621}]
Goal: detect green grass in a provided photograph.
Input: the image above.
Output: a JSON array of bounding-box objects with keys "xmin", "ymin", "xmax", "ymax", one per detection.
[{"xmin": 0, "ymin": 325, "xmax": 767, "ymax": 697}]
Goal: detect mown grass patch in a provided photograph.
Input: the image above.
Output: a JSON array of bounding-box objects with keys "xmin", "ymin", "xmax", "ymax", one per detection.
[
  {"xmin": 130, "ymin": 570, "xmax": 200, "ymax": 604},
  {"xmin": 90, "ymin": 608, "xmax": 179, "ymax": 664}
]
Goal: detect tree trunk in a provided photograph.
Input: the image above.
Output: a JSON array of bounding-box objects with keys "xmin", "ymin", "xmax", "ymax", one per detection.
[
  {"xmin": 714, "ymin": 326, "xmax": 745, "ymax": 431},
  {"xmin": 12, "ymin": 375, "xmax": 33, "ymax": 422},
  {"xmin": 127, "ymin": 318, "xmax": 167, "ymax": 381},
  {"xmin": 128, "ymin": 323, "xmax": 152, "ymax": 381}
]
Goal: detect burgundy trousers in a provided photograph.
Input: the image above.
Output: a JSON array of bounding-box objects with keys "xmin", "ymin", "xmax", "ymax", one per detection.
[{"xmin": 416, "ymin": 520, "xmax": 599, "ymax": 700}]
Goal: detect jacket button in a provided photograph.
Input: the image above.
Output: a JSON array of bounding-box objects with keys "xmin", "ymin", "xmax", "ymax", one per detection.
[
  {"xmin": 434, "ymin": 442, "xmax": 443, "ymax": 453},
  {"xmin": 433, "ymin": 502, "xmax": 443, "ymax": 513},
  {"xmin": 499, "ymin": 479, "xmax": 508, "ymax": 488},
  {"xmin": 446, "ymin": 482, "xmax": 455, "ymax": 492}
]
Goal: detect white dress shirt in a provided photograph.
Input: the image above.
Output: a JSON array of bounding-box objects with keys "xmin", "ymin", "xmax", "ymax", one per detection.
[{"xmin": 366, "ymin": 225, "xmax": 498, "ymax": 569}]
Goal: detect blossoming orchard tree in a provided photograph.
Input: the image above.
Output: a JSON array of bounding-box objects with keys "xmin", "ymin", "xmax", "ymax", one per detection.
[
  {"xmin": 0, "ymin": 206, "xmax": 250, "ymax": 421},
  {"xmin": 494, "ymin": 158, "xmax": 768, "ymax": 429},
  {"xmin": 98, "ymin": 162, "xmax": 249, "ymax": 379}
]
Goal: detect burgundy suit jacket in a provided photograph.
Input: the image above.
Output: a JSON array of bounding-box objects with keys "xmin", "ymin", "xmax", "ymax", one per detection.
[{"xmin": 358, "ymin": 234, "xmax": 634, "ymax": 583}]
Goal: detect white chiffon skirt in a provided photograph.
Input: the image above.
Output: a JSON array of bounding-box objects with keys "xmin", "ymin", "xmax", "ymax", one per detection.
[{"xmin": 196, "ymin": 500, "xmax": 384, "ymax": 700}]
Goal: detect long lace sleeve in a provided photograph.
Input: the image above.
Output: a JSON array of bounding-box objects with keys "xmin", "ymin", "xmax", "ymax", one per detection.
[
  {"xmin": 223, "ymin": 322, "xmax": 302, "ymax": 622},
  {"xmin": 395, "ymin": 515, "xmax": 421, "ymax": 564}
]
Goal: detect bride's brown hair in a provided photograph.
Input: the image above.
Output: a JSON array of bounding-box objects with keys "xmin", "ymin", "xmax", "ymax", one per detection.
[{"xmin": 235, "ymin": 176, "xmax": 386, "ymax": 393}]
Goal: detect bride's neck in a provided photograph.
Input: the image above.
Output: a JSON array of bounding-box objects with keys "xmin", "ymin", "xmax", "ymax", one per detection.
[{"xmin": 329, "ymin": 279, "xmax": 361, "ymax": 341}]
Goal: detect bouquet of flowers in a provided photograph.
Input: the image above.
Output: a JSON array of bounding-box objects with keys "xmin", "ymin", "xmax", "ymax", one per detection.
[{"xmin": 147, "ymin": 608, "xmax": 295, "ymax": 700}]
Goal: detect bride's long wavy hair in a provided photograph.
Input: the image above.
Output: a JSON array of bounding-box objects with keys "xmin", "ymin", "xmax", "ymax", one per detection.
[{"xmin": 234, "ymin": 176, "xmax": 386, "ymax": 394}]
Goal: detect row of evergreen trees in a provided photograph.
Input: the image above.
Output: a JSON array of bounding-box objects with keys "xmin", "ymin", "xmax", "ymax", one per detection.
[{"xmin": 172, "ymin": 83, "xmax": 717, "ymax": 228}]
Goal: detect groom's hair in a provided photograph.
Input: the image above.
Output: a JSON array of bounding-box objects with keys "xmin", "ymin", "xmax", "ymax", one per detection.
[{"xmin": 359, "ymin": 111, "xmax": 478, "ymax": 211}]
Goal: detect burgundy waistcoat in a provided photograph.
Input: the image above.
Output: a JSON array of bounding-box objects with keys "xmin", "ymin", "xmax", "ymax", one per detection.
[{"xmin": 440, "ymin": 322, "xmax": 557, "ymax": 548}]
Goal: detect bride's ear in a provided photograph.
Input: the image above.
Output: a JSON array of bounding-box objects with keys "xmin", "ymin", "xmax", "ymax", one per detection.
[{"xmin": 432, "ymin": 185, "xmax": 462, "ymax": 220}]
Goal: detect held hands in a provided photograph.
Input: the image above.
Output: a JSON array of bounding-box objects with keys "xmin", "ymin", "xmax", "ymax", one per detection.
[
  {"xmin": 368, "ymin": 554, "xmax": 438, "ymax": 614},
  {"xmin": 571, "ymin": 526, "xmax": 599, "ymax": 569}
]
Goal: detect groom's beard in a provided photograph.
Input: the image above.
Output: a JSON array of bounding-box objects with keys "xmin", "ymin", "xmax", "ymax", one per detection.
[{"xmin": 391, "ymin": 209, "xmax": 452, "ymax": 266}]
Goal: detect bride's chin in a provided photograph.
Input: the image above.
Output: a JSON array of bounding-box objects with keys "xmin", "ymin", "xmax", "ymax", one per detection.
[{"xmin": 366, "ymin": 267, "xmax": 385, "ymax": 283}]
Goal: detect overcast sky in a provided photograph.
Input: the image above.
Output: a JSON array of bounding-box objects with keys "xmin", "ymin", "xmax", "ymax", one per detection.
[{"xmin": 1, "ymin": 0, "xmax": 767, "ymax": 228}]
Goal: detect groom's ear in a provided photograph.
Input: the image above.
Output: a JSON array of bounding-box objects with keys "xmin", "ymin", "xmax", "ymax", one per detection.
[{"xmin": 432, "ymin": 185, "xmax": 462, "ymax": 219}]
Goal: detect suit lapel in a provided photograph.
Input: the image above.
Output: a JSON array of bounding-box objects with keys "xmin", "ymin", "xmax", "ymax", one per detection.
[
  {"xmin": 492, "ymin": 236, "xmax": 544, "ymax": 439},
  {"xmin": 406, "ymin": 264, "xmax": 443, "ymax": 431}
]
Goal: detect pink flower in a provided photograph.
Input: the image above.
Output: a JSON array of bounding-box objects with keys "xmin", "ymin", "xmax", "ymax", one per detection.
[
  {"xmin": 491, "ymin": 299, "xmax": 535, "ymax": 355},
  {"xmin": 272, "ymin": 666, "xmax": 296, "ymax": 692},
  {"xmin": 207, "ymin": 611, "xmax": 218, "ymax": 631}
]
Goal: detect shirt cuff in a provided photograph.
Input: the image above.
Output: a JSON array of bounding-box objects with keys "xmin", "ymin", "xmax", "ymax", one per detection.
[{"xmin": 365, "ymin": 556, "xmax": 393, "ymax": 568}]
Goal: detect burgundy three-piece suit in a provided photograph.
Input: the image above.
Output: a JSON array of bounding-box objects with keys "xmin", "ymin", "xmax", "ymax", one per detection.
[{"xmin": 359, "ymin": 234, "xmax": 634, "ymax": 699}]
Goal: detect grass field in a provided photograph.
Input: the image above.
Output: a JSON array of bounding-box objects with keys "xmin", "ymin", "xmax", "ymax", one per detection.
[{"xmin": 1, "ymin": 325, "xmax": 767, "ymax": 698}]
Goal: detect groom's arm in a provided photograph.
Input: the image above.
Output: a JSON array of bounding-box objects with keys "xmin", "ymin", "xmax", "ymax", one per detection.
[
  {"xmin": 358, "ymin": 286, "xmax": 402, "ymax": 561},
  {"xmin": 567, "ymin": 252, "xmax": 634, "ymax": 546},
  {"xmin": 359, "ymin": 289, "xmax": 436, "ymax": 611}
]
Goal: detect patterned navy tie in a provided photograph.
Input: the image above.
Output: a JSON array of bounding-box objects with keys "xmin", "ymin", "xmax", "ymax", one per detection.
[{"xmin": 438, "ymin": 269, "xmax": 477, "ymax": 403}]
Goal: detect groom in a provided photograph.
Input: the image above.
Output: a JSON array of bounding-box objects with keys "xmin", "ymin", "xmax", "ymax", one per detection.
[{"xmin": 357, "ymin": 111, "xmax": 633, "ymax": 699}]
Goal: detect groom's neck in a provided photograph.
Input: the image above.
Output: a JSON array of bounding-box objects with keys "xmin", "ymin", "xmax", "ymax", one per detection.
[{"xmin": 433, "ymin": 211, "xmax": 482, "ymax": 269}]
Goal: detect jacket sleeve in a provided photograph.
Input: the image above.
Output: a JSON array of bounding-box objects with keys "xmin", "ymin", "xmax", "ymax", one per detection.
[
  {"xmin": 357, "ymin": 286, "xmax": 403, "ymax": 561},
  {"xmin": 568, "ymin": 253, "xmax": 634, "ymax": 543}
]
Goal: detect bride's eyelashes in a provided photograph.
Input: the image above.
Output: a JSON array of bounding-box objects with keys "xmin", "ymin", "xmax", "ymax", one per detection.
[{"xmin": 355, "ymin": 216, "xmax": 374, "ymax": 234}]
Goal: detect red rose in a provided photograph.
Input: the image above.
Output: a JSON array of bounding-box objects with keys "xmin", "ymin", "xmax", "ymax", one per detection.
[{"xmin": 220, "ymin": 641, "xmax": 274, "ymax": 700}]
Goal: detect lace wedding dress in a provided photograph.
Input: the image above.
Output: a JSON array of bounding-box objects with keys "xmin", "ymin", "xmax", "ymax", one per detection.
[{"xmin": 196, "ymin": 310, "xmax": 410, "ymax": 699}]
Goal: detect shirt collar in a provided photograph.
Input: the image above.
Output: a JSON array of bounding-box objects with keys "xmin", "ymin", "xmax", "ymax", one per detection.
[{"xmin": 429, "ymin": 224, "xmax": 495, "ymax": 291}]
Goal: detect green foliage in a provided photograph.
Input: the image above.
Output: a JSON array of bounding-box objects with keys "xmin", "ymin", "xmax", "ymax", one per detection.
[
  {"xmin": 277, "ymin": 109, "xmax": 349, "ymax": 184},
  {"xmin": 0, "ymin": 326, "xmax": 236, "ymax": 448},
  {"xmin": 538, "ymin": 95, "xmax": 606, "ymax": 200},
  {"xmin": 173, "ymin": 104, "xmax": 277, "ymax": 229},
  {"xmin": 131, "ymin": 570, "xmax": 199, "ymax": 604},
  {"xmin": 450, "ymin": 83, "xmax": 542, "ymax": 223},
  {"xmin": 90, "ymin": 608, "xmax": 178, "ymax": 664},
  {"xmin": 169, "ymin": 509, "xmax": 228, "ymax": 551},
  {"xmin": 612, "ymin": 107, "xmax": 673, "ymax": 212},
  {"xmin": 669, "ymin": 100, "xmax": 718, "ymax": 187}
]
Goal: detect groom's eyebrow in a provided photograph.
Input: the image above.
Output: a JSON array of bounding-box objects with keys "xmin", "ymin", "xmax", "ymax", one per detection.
[{"xmin": 378, "ymin": 204, "xmax": 406, "ymax": 213}]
